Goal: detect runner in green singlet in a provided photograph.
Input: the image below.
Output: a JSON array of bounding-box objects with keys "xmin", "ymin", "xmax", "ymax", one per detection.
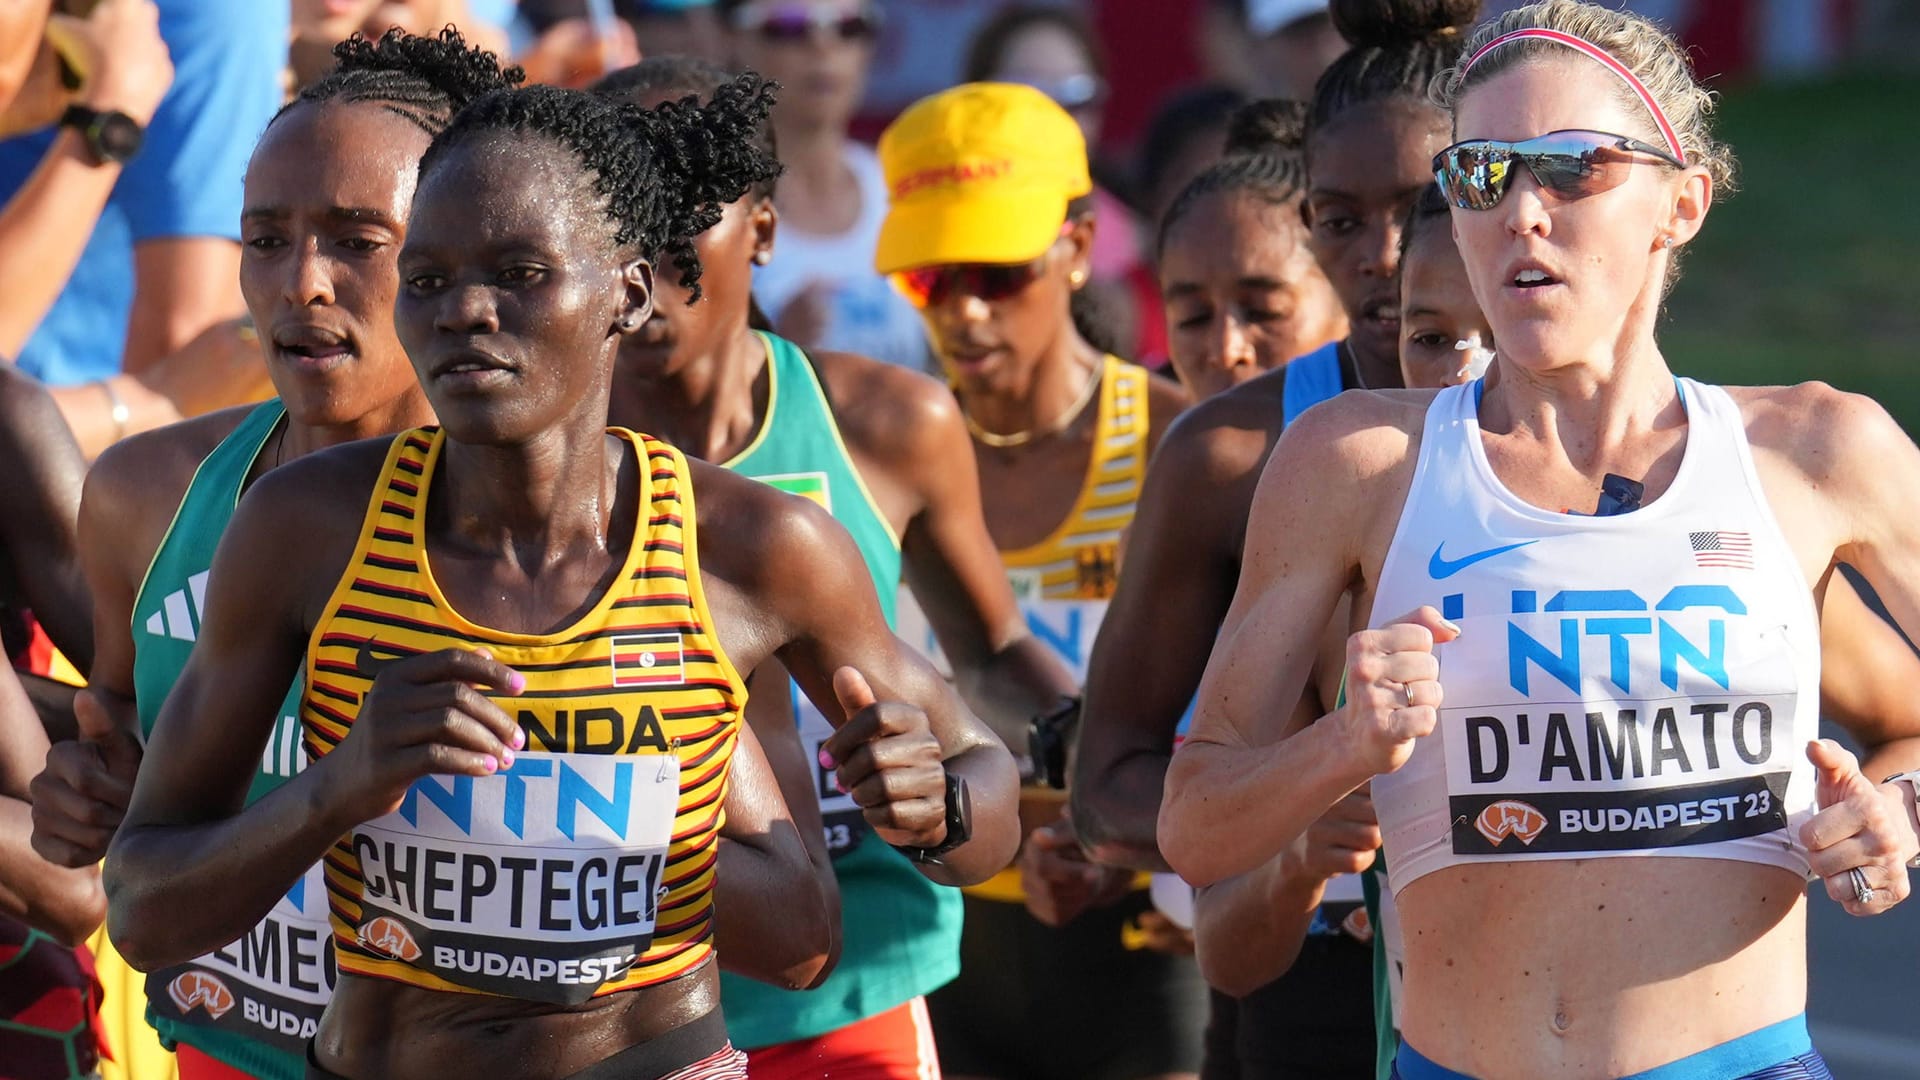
[
  {"xmin": 596, "ymin": 59, "xmax": 1078, "ymax": 1078},
  {"xmin": 27, "ymin": 30, "xmax": 515, "ymax": 1080}
]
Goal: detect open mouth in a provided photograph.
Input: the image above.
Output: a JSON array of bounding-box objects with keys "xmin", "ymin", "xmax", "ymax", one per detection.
[
  {"xmin": 272, "ymin": 325, "xmax": 354, "ymax": 367},
  {"xmin": 1509, "ymin": 266, "xmax": 1563, "ymax": 290}
]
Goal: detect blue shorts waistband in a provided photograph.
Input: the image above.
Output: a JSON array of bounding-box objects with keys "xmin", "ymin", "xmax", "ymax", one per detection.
[{"xmin": 1393, "ymin": 1015, "xmax": 1813, "ymax": 1080}]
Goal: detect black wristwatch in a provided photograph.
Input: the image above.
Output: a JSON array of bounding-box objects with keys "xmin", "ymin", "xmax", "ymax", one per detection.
[
  {"xmin": 1028, "ymin": 695, "xmax": 1081, "ymax": 790},
  {"xmin": 890, "ymin": 772, "xmax": 972, "ymax": 865},
  {"xmin": 60, "ymin": 105, "xmax": 144, "ymax": 166}
]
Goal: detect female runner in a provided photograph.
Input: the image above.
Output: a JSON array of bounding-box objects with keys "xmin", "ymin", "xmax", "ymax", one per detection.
[
  {"xmin": 31, "ymin": 30, "xmax": 513, "ymax": 1080},
  {"xmin": 1163, "ymin": 3, "xmax": 1920, "ymax": 1077},
  {"xmin": 874, "ymin": 81, "xmax": 1196, "ymax": 1080},
  {"xmin": 597, "ymin": 57, "xmax": 1074, "ymax": 1078},
  {"xmin": 102, "ymin": 77, "xmax": 1017, "ymax": 1079}
]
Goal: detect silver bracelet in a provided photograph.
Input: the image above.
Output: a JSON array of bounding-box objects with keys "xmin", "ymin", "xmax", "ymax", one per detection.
[{"xmin": 93, "ymin": 377, "xmax": 129, "ymax": 442}]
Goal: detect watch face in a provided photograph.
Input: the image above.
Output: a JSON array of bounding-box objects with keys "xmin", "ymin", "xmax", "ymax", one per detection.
[{"xmin": 95, "ymin": 113, "xmax": 144, "ymax": 162}]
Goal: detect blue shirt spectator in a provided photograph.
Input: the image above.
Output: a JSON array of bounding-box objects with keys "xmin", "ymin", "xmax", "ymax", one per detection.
[{"xmin": 0, "ymin": 0, "xmax": 286, "ymax": 386}]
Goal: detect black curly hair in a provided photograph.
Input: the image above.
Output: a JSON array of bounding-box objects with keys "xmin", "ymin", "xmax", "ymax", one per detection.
[
  {"xmin": 274, "ymin": 27, "xmax": 523, "ymax": 136},
  {"xmin": 420, "ymin": 75, "xmax": 782, "ymax": 303},
  {"xmin": 1306, "ymin": 0, "xmax": 1481, "ymax": 155},
  {"xmin": 1156, "ymin": 99, "xmax": 1308, "ymax": 260},
  {"xmin": 593, "ymin": 58, "xmax": 783, "ymax": 201}
]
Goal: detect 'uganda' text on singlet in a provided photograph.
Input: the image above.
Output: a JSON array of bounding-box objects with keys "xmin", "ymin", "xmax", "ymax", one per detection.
[
  {"xmin": 301, "ymin": 428, "xmax": 746, "ymax": 1003},
  {"xmin": 718, "ymin": 332, "xmax": 962, "ymax": 1049},
  {"xmin": 1369, "ymin": 379, "xmax": 1818, "ymax": 893},
  {"xmin": 133, "ymin": 400, "xmax": 328, "ymax": 1080}
]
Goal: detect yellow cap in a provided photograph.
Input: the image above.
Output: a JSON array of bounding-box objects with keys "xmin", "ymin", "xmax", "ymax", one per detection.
[{"xmin": 874, "ymin": 82, "xmax": 1092, "ymax": 275}]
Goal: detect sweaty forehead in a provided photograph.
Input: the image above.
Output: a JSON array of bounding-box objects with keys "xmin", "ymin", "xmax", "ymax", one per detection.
[
  {"xmin": 411, "ymin": 132, "xmax": 615, "ymax": 253},
  {"xmin": 1163, "ymin": 194, "xmax": 1307, "ymax": 282},
  {"xmin": 1309, "ymin": 98, "xmax": 1450, "ymax": 203},
  {"xmin": 247, "ymin": 101, "xmax": 435, "ymax": 217},
  {"xmin": 1453, "ymin": 57, "xmax": 1650, "ymax": 144}
]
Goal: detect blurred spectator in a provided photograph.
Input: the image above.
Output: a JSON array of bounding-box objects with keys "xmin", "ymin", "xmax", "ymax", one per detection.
[
  {"xmin": 617, "ymin": 0, "xmax": 729, "ymax": 63},
  {"xmin": 964, "ymin": 5, "xmax": 1144, "ymax": 309},
  {"xmin": 1198, "ymin": 0, "xmax": 1344, "ymax": 100},
  {"xmin": 722, "ymin": 0, "xmax": 933, "ymax": 369},
  {"xmin": 0, "ymin": 0, "xmax": 287, "ymax": 457},
  {"xmin": 291, "ymin": 0, "xmax": 513, "ymax": 86}
]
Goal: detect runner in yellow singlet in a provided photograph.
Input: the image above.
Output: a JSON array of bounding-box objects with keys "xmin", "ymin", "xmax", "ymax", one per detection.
[
  {"xmin": 872, "ymin": 83, "xmax": 1195, "ymax": 1080},
  {"xmin": 100, "ymin": 77, "xmax": 1017, "ymax": 1080}
]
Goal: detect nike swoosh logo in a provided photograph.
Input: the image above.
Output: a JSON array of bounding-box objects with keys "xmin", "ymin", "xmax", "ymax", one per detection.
[
  {"xmin": 355, "ymin": 638, "xmax": 407, "ymax": 680},
  {"xmin": 1427, "ymin": 540, "xmax": 1538, "ymax": 579}
]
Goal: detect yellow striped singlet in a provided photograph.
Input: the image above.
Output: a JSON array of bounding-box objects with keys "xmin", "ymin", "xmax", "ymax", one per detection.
[
  {"xmin": 965, "ymin": 356, "xmax": 1151, "ymax": 905},
  {"xmin": 301, "ymin": 428, "xmax": 746, "ymax": 1004},
  {"xmin": 998, "ymin": 355, "xmax": 1147, "ymax": 610}
]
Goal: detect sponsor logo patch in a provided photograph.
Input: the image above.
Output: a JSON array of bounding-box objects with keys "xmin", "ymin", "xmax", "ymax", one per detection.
[
  {"xmin": 358, "ymin": 915, "xmax": 421, "ymax": 962},
  {"xmin": 168, "ymin": 971, "xmax": 236, "ymax": 1019},
  {"xmin": 1474, "ymin": 799, "xmax": 1549, "ymax": 846}
]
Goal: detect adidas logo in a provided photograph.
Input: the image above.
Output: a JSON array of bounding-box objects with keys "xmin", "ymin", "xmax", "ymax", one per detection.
[{"xmin": 144, "ymin": 570, "xmax": 210, "ymax": 642}]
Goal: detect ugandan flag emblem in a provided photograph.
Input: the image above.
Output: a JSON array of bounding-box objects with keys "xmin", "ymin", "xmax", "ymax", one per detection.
[{"xmin": 612, "ymin": 632, "xmax": 686, "ymax": 687}]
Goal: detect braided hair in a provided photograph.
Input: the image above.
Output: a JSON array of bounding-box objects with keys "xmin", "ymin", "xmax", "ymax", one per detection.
[
  {"xmin": 275, "ymin": 27, "xmax": 523, "ymax": 136},
  {"xmin": 421, "ymin": 75, "xmax": 782, "ymax": 303},
  {"xmin": 1155, "ymin": 99, "xmax": 1308, "ymax": 260},
  {"xmin": 1306, "ymin": 0, "xmax": 1481, "ymax": 156},
  {"xmin": 593, "ymin": 58, "xmax": 784, "ymax": 201},
  {"xmin": 1397, "ymin": 180, "xmax": 1451, "ymax": 264}
]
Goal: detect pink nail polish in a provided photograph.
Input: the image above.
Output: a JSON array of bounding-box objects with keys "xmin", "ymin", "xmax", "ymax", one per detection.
[
  {"xmin": 483, "ymin": 755, "xmax": 499, "ymax": 773},
  {"xmin": 510, "ymin": 671, "xmax": 527, "ymax": 693},
  {"xmin": 818, "ymin": 749, "xmax": 834, "ymax": 769},
  {"xmin": 513, "ymin": 728, "xmax": 526, "ymax": 750},
  {"xmin": 501, "ymin": 748, "xmax": 516, "ymax": 769}
]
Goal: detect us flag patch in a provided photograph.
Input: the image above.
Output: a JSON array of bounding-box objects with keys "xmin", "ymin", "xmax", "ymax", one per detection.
[
  {"xmin": 1689, "ymin": 531, "xmax": 1753, "ymax": 570},
  {"xmin": 611, "ymin": 632, "xmax": 685, "ymax": 687}
]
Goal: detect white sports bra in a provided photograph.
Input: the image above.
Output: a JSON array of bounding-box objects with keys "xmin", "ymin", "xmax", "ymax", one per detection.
[{"xmin": 1369, "ymin": 379, "xmax": 1819, "ymax": 894}]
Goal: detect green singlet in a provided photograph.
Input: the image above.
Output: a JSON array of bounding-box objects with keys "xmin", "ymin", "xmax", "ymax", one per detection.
[
  {"xmin": 717, "ymin": 332, "xmax": 962, "ymax": 1048},
  {"xmin": 130, "ymin": 400, "xmax": 329, "ymax": 1080}
]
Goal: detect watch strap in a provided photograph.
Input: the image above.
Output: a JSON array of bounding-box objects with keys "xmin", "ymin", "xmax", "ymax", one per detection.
[
  {"xmin": 889, "ymin": 771, "xmax": 971, "ymax": 865},
  {"xmin": 1883, "ymin": 770, "xmax": 1920, "ymax": 869}
]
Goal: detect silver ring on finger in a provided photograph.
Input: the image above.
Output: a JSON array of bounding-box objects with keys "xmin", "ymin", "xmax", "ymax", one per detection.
[
  {"xmin": 1848, "ymin": 866, "xmax": 1875, "ymax": 905},
  {"xmin": 1399, "ymin": 681, "xmax": 1413, "ymax": 709}
]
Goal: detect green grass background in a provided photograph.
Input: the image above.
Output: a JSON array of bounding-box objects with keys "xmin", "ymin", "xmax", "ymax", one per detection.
[{"xmin": 1662, "ymin": 73, "xmax": 1920, "ymax": 431}]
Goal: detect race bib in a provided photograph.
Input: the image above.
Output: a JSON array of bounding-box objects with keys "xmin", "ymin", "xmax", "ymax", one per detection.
[
  {"xmin": 348, "ymin": 751, "xmax": 681, "ymax": 1003},
  {"xmin": 149, "ymin": 860, "xmax": 332, "ymax": 1052},
  {"xmin": 1439, "ymin": 604, "xmax": 1802, "ymax": 858},
  {"xmin": 794, "ymin": 683, "xmax": 869, "ymax": 858}
]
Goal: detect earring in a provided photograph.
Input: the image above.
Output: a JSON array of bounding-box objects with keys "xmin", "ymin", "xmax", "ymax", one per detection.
[
  {"xmin": 752, "ymin": 250, "xmax": 772, "ymax": 266},
  {"xmin": 1069, "ymin": 269, "xmax": 1087, "ymax": 288},
  {"xmin": 618, "ymin": 315, "xmax": 640, "ymax": 332},
  {"xmin": 1662, "ymin": 235, "xmax": 1676, "ymax": 249}
]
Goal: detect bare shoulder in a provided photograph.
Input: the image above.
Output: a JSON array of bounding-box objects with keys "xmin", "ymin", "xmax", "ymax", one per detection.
[
  {"xmin": 83, "ymin": 406, "xmax": 258, "ymax": 576},
  {"xmin": 1274, "ymin": 386, "xmax": 1433, "ymax": 486},
  {"xmin": 685, "ymin": 455, "xmax": 855, "ymax": 592},
  {"xmin": 1153, "ymin": 370, "xmax": 1288, "ymax": 487},
  {"xmin": 1723, "ymin": 381, "xmax": 1909, "ymax": 484},
  {"xmin": 87, "ymin": 406, "xmax": 255, "ymax": 519},
  {"xmin": 812, "ymin": 349, "xmax": 963, "ymax": 462}
]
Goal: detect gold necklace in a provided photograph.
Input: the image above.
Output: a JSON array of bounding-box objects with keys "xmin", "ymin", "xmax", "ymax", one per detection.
[{"xmin": 964, "ymin": 362, "xmax": 1103, "ymax": 449}]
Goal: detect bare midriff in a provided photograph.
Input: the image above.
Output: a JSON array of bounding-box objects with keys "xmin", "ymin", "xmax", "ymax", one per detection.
[
  {"xmin": 1396, "ymin": 858, "xmax": 1805, "ymax": 1080},
  {"xmin": 312, "ymin": 958, "xmax": 721, "ymax": 1079}
]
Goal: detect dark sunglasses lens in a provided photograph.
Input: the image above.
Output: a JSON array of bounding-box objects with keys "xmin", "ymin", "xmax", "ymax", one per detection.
[
  {"xmin": 1522, "ymin": 135, "xmax": 1635, "ymax": 201},
  {"xmin": 893, "ymin": 269, "xmax": 939, "ymax": 308},
  {"xmin": 835, "ymin": 14, "xmax": 877, "ymax": 39},
  {"xmin": 975, "ymin": 264, "xmax": 1038, "ymax": 301},
  {"xmin": 757, "ymin": 13, "xmax": 812, "ymax": 40}
]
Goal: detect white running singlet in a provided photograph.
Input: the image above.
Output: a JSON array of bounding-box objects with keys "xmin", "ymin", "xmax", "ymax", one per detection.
[{"xmin": 1370, "ymin": 379, "xmax": 1819, "ymax": 894}]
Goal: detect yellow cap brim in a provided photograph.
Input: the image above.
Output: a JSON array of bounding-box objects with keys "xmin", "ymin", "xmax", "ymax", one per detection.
[{"xmin": 874, "ymin": 191, "xmax": 1070, "ymax": 275}]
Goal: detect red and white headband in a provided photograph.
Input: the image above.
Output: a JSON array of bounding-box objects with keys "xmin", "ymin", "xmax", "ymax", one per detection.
[{"xmin": 1461, "ymin": 28, "xmax": 1686, "ymax": 165}]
